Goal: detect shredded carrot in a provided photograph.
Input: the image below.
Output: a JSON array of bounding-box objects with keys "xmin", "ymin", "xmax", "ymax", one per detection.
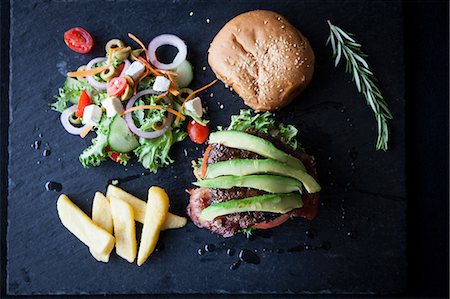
[
  {"xmin": 156, "ymin": 91, "xmax": 168, "ymax": 99},
  {"xmin": 167, "ymin": 73, "xmax": 179, "ymax": 89},
  {"xmin": 80, "ymin": 125, "xmax": 93, "ymax": 138},
  {"xmin": 122, "ymin": 105, "xmax": 186, "ymax": 120},
  {"xmin": 201, "ymin": 144, "xmax": 212, "ymax": 178},
  {"xmin": 160, "ymin": 69, "xmax": 179, "ymax": 76},
  {"xmin": 168, "ymin": 86, "xmax": 180, "ymax": 97},
  {"xmin": 128, "ymin": 33, "xmax": 149, "ymax": 61},
  {"xmin": 67, "ymin": 65, "xmax": 110, "ymax": 77},
  {"xmin": 136, "ymin": 56, "xmax": 161, "ymax": 77},
  {"xmin": 175, "ymin": 79, "xmax": 218, "ymax": 124},
  {"xmin": 108, "ymin": 46, "xmax": 125, "ymax": 64}
]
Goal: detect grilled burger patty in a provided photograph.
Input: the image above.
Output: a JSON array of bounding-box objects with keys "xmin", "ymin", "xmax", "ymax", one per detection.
[{"xmin": 187, "ymin": 130, "xmax": 319, "ymax": 237}]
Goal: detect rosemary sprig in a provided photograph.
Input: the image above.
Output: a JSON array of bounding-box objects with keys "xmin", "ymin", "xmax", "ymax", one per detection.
[{"xmin": 326, "ymin": 21, "xmax": 393, "ymax": 151}]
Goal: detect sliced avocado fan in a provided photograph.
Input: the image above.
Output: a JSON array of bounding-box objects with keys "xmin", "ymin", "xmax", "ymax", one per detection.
[
  {"xmin": 205, "ymin": 159, "xmax": 321, "ymax": 193},
  {"xmin": 194, "ymin": 175, "xmax": 302, "ymax": 193},
  {"xmin": 200, "ymin": 193, "xmax": 303, "ymax": 221},
  {"xmin": 209, "ymin": 131, "xmax": 306, "ymax": 171}
]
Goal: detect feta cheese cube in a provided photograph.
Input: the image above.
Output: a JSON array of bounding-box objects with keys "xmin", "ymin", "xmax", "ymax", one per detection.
[
  {"xmin": 153, "ymin": 76, "xmax": 171, "ymax": 92},
  {"xmin": 82, "ymin": 104, "xmax": 103, "ymax": 126},
  {"xmin": 124, "ymin": 61, "xmax": 145, "ymax": 81},
  {"xmin": 102, "ymin": 97, "xmax": 124, "ymax": 117},
  {"xmin": 184, "ymin": 96, "xmax": 203, "ymax": 117}
]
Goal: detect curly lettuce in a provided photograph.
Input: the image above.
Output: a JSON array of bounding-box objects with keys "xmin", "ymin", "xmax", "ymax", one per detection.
[
  {"xmin": 227, "ymin": 109, "xmax": 300, "ymax": 150},
  {"xmin": 134, "ymin": 128, "xmax": 186, "ymax": 172},
  {"xmin": 79, "ymin": 117, "xmax": 111, "ymax": 168},
  {"xmin": 52, "ymin": 77, "xmax": 106, "ymax": 112}
]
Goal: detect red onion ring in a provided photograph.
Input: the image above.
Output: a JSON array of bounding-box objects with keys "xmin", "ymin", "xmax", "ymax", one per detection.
[
  {"xmin": 60, "ymin": 105, "xmax": 88, "ymax": 135},
  {"xmin": 124, "ymin": 89, "xmax": 174, "ymax": 139},
  {"xmin": 148, "ymin": 34, "xmax": 187, "ymax": 70},
  {"xmin": 86, "ymin": 57, "xmax": 107, "ymax": 90}
]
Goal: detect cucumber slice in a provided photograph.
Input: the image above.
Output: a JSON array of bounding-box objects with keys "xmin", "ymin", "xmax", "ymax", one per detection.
[
  {"xmin": 173, "ymin": 60, "xmax": 193, "ymax": 88},
  {"xmin": 108, "ymin": 115, "xmax": 139, "ymax": 153}
]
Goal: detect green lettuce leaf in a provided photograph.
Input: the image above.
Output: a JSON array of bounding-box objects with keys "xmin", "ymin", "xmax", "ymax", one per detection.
[
  {"xmin": 137, "ymin": 77, "xmax": 156, "ymax": 92},
  {"xmin": 79, "ymin": 117, "xmax": 111, "ymax": 168},
  {"xmin": 134, "ymin": 128, "xmax": 186, "ymax": 172},
  {"xmin": 79, "ymin": 133, "xmax": 108, "ymax": 168},
  {"xmin": 52, "ymin": 77, "xmax": 106, "ymax": 112},
  {"xmin": 228, "ymin": 109, "xmax": 275, "ymax": 133},
  {"xmin": 227, "ymin": 109, "xmax": 300, "ymax": 150}
]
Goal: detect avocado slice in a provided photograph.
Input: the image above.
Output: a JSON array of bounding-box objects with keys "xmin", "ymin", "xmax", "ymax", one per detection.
[
  {"xmin": 199, "ymin": 193, "xmax": 303, "ymax": 221},
  {"xmin": 206, "ymin": 159, "xmax": 321, "ymax": 193},
  {"xmin": 193, "ymin": 175, "xmax": 302, "ymax": 193},
  {"xmin": 209, "ymin": 131, "xmax": 306, "ymax": 171}
]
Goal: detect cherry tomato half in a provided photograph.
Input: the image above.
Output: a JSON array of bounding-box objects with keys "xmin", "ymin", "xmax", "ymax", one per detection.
[
  {"xmin": 254, "ymin": 214, "xmax": 290, "ymax": 229},
  {"xmin": 76, "ymin": 90, "xmax": 91, "ymax": 117},
  {"xmin": 107, "ymin": 77, "xmax": 128, "ymax": 96},
  {"xmin": 64, "ymin": 27, "xmax": 94, "ymax": 54},
  {"xmin": 187, "ymin": 120, "xmax": 209, "ymax": 144}
]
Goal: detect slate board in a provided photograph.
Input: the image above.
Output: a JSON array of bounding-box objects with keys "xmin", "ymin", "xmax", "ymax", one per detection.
[{"xmin": 6, "ymin": 0, "xmax": 406, "ymax": 295}]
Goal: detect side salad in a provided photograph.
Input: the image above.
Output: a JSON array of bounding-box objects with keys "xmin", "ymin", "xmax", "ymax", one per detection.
[{"xmin": 53, "ymin": 30, "xmax": 216, "ymax": 172}]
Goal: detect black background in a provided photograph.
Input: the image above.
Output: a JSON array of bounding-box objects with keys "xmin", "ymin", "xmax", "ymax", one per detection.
[{"xmin": 0, "ymin": 0, "xmax": 448, "ymax": 298}]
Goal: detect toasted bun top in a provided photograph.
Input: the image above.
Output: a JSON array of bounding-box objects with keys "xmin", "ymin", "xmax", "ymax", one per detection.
[{"xmin": 208, "ymin": 10, "xmax": 314, "ymax": 112}]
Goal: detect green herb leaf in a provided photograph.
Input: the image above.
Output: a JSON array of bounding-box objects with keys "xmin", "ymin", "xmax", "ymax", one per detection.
[
  {"xmin": 327, "ymin": 21, "xmax": 393, "ymax": 151},
  {"xmin": 240, "ymin": 227, "xmax": 256, "ymax": 237}
]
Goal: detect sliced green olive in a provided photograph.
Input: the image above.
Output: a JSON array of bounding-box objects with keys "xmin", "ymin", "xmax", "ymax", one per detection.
[
  {"xmin": 76, "ymin": 65, "xmax": 87, "ymax": 82},
  {"xmin": 152, "ymin": 117, "xmax": 167, "ymax": 131},
  {"xmin": 131, "ymin": 49, "xmax": 144, "ymax": 57},
  {"xmin": 178, "ymin": 88, "xmax": 193, "ymax": 101},
  {"xmin": 114, "ymin": 46, "xmax": 131, "ymax": 61},
  {"xmin": 121, "ymin": 84, "xmax": 133, "ymax": 101},
  {"xmin": 105, "ymin": 39, "xmax": 125, "ymax": 53},
  {"xmin": 123, "ymin": 75, "xmax": 135, "ymax": 88},
  {"xmin": 100, "ymin": 65, "xmax": 116, "ymax": 81},
  {"xmin": 69, "ymin": 113, "xmax": 82, "ymax": 125}
]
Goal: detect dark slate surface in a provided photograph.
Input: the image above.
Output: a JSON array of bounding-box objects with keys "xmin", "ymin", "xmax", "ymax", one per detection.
[{"xmin": 7, "ymin": 0, "xmax": 406, "ymax": 295}]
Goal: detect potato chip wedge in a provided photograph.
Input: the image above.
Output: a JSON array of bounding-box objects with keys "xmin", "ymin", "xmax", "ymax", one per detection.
[
  {"xmin": 57, "ymin": 194, "xmax": 115, "ymax": 256},
  {"xmin": 89, "ymin": 192, "xmax": 113, "ymax": 262},
  {"xmin": 137, "ymin": 187, "xmax": 169, "ymax": 266},
  {"xmin": 106, "ymin": 185, "xmax": 186, "ymax": 229},
  {"xmin": 109, "ymin": 196, "xmax": 137, "ymax": 263}
]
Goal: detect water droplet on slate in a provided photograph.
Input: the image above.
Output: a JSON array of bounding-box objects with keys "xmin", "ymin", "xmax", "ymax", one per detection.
[
  {"xmin": 226, "ymin": 248, "xmax": 235, "ymax": 256},
  {"xmin": 238, "ymin": 249, "xmax": 260, "ymax": 264},
  {"xmin": 347, "ymin": 230, "xmax": 359, "ymax": 239},
  {"xmin": 197, "ymin": 248, "xmax": 205, "ymax": 256},
  {"xmin": 32, "ymin": 141, "xmax": 41, "ymax": 149},
  {"xmin": 45, "ymin": 181, "xmax": 62, "ymax": 192},
  {"xmin": 305, "ymin": 228, "xmax": 317, "ymax": 239},
  {"xmin": 204, "ymin": 244, "xmax": 215, "ymax": 252},
  {"xmin": 42, "ymin": 149, "xmax": 51, "ymax": 157},
  {"xmin": 230, "ymin": 261, "xmax": 241, "ymax": 270}
]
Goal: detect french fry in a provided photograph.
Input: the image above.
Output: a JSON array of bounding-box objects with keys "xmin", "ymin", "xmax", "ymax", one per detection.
[
  {"xmin": 89, "ymin": 192, "xmax": 113, "ymax": 262},
  {"xmin": 57, "ymin": 195, "xmax": 115, "ymax": 256},
  {"xmin": 109, "ymin": 196, "xmax": 137, "ymax": 263},
  {"xmin": 106, "ymin": 185, "xmax": 186, "ymax": 229},
  {"xmin": 161, "ymin": 213, "xmax": 187, "ymax": 230},
  {"xmin": 137, "ymin": 187, "xmax": 169, "ymax": 266}
]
